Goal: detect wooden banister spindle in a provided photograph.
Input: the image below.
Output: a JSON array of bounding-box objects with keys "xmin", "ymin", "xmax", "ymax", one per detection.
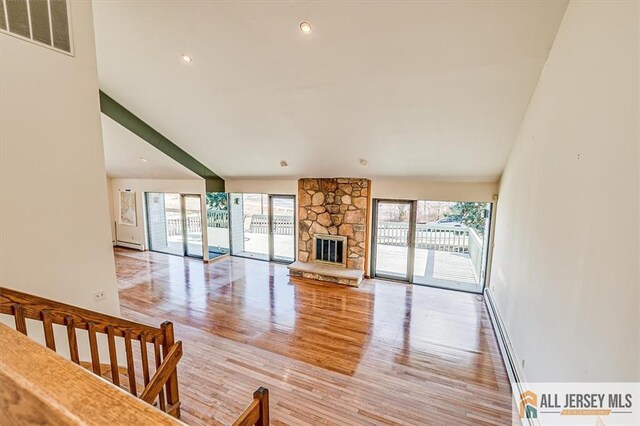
[
  {"xmin": 161, "ymin": 321, "xmax": 180, "ymax": 418},
  {"xmin": 140, "ymin": 332, "xmax": 151, "ymax": 387},
  {"xmin": 64, "ymin": 316, "xmax": 80, "ymax": 364},
  {"xmin": 40, "ymin": 310, "xmax": 56, "ymax": 351},
  {"xmin": 124, "ymin": 331, "xmax": 137, "ymax": 396},
  {"xmin": 106, "ymin": 326, "xmax": 120, "ymax": 386},
  {"xmin": 153, "ymin": 337, "xmax": 166, "ymax": 412},
  {"xmin": 87, "ymin": 322, "xmax": 101, "ymax": 375},
  {"xmin": 12, "ymin": 304, "xmax": 27, "ymax": 335}
]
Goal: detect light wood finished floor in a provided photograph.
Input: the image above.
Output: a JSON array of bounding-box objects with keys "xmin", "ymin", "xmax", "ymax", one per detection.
[{"xmin": 114, "ymin": 248, "xmax": 514, "ymax": 425}]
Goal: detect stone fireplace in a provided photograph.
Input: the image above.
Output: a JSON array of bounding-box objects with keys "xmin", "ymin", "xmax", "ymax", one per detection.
[{"xmin": 288, "ymin": 178, "xmax": 371, "ymax": 287}]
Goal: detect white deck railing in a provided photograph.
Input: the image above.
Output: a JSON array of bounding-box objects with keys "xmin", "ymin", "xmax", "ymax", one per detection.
[
  {"xmin": 376, "ymin": 222, "xmax": 484, "ymax": 278},
  {"xmin": 467, "ymin": 227, "xmax": 483, "ymax": 279},
  {"xmin": 165, "ymin": 210, "xmax": 228, "ymax": 238},
  {"xmin": 377, "ymin": 222, "xmax": 470, "ymax": 252},
  {"xmin": 247, "ymin": 214, "xmax": 295, "ymax": 235}
]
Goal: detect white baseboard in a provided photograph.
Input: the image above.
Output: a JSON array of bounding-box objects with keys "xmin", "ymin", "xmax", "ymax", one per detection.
[{"xmin": 115, "ymin": 241, "xmax": 145, "ymax": 251}]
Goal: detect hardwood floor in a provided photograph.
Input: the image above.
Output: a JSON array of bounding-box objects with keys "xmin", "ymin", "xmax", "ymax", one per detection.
[{"xmin": 114, "ymin": 248, "xmax": 514, "ymax": 425}]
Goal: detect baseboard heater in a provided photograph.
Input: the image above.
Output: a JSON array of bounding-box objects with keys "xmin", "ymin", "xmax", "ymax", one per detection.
[
  {"xmin": 484, "ymin": 288, "xmax": 534, "ymax": 426},
  {"xmin": 116, "ymin": 241, "xmax": 145, "ymax": 251}
]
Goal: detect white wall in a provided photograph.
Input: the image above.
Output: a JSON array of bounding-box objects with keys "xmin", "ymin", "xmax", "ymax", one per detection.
[
  {"xmin": 490, "ymin": 1, "xmax": 639, "ymax": 382},
  {"xmin": 226, "ymin": 178, "xmax": 498, "ymax": 202},
  {"xmin": 371, "ymin": 179, "xmax": 497, "ymax": 202},
  {"xmin": 225, "ymin": 179, "xmax": 298, "ymax": 195},
  {"xmin": 107, "ymin": 177, "xmax": 117, "ymax": 244},
  {"xmin": 0, "ymin": 0, "xmax": 120, "ymax": 315},
  {"xmin": 108, "ymin": 177, "xmax": 208, "ymax": 258}
]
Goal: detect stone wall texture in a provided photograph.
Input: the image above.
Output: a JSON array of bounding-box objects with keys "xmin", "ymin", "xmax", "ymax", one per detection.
[{"xmin": 298, "ymin": 178, "xmax": 370, "ymax": 270}]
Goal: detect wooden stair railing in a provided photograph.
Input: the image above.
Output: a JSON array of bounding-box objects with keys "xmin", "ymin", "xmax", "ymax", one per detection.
[
  {"xmin": 0, "ymin": 286, "xmax": 182, "ymax": 418},
  {"xmin": 232, "ymin": 387, "xmax": 269, "ymax": 426}
]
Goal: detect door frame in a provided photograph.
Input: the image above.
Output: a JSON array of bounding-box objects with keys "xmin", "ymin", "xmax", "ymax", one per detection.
[
  {"xmin": 370, "ymin": 199, "xmax": 417, "ymax": 282},
  {"xmin": 268, "ymin": 194, "xmax": 296, "ymax": 264}
]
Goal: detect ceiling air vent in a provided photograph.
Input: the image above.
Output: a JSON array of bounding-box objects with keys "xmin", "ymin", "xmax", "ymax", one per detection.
[{"xmin": 0, "ymin": 0, "xmax": 72, "ymax": 54}]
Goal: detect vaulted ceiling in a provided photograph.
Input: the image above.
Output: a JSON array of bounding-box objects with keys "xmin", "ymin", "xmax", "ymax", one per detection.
[
  {"xmin": 102, "ymin": 115, "xmax": 200, "ymax": 180},
  {"xmin": 93, "ymin": 1, "xmax": 567, "ymax": 181}
]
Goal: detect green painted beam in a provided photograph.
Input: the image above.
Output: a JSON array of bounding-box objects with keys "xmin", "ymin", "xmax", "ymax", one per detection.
[{"xmin": 99, "ymin": 91, "xmax": 225, "ymax": 192}]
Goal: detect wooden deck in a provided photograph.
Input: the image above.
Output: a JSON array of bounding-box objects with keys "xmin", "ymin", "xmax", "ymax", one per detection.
[
  {"xmin": 114, "ymin": 248, "xmax": 514, "ymax": 425},
  {"xmin": 376, "ymin": 245, "xmax": 482, "ymax": 292}
]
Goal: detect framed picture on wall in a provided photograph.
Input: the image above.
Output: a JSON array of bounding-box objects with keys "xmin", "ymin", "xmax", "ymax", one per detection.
[{"xmin": 119, "ymin": 190, "xmax": 137, "ymax": 226}]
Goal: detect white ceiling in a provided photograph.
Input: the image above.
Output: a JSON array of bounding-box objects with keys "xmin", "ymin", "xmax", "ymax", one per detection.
[
  {"xmin": 93, "ymin": 1, "xmax": 567, "ymax": 182},
  {"xmin": 102, "ymin": 114, "xmax": 200, "ymax": 180}
]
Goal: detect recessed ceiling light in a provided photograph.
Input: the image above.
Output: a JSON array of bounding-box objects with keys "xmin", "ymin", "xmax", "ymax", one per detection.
[
  {"xmin": 140, "ymin": 157, "xmax": 148, "ymax": 162},
  {"xmin": 299, "ymin": 21, "xmax": 312, "ymax": 34},
  {"xmin": 280, "ymin": 160, "xmax": 288, "ymax": 168},
  {"xmin": 360, "ymin": 159, "xmax": 368, "ymax": 166},
  {"xmin": 181, "ymin": 53, "xmax": 193, "ymax": 63}
]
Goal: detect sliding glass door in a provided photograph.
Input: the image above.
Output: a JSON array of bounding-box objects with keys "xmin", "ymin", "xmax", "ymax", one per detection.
[
  {"xmin": 146, "ymin": 193, "xmax": 184, "ymax": 256},
  {"xmin": 230, "ymin": 193, "xmax": 269, "ymax": 260},
  {"xmin": 145, "ymin": 192, "xmax": 204, "ymax": 258},
  {"xmin": 412, "ymin": 201, "xmax": 491, "ymax": 293},
  {"xmin": 206, "ymin": 192, "xmax": 230, "ymax": 259},
  {"xmin": 372, "ymin": 199, "xmax": 492, "ymax": 293},
  {"xmin": 229, "ymin": 193, "xmax": 296, "ymax": 263},
  {"xmin": 371, "ymin": 200, "xmax": 415, "ymax": 281},
  {"xmin": 269, "ymin": 195, "xmax": 295, "ymax": 263}
]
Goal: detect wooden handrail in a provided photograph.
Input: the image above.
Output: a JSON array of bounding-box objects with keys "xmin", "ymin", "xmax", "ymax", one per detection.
[
  {"xmin": 0, "ymin": 286, "xmax": 165, "ymax": 342},
  {"xmin": 0, "ymin": 286, "xmax": 271, "ymax": 425},
  {"xmin": 140, "ymin": 341, "xmax": 183, "ymax": 404},
  {"xmin": 232, "ymin": 387, "xmax": 270, "ymax": 426},
  {"xmin": 0, "ymin": 286, "xmax": 180, "ymax": 418}
]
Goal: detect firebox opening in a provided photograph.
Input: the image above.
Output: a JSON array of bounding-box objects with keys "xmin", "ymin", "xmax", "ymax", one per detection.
[{"xmin": 313, "ymin": 235, "xmax": 347, "ymax": 267}]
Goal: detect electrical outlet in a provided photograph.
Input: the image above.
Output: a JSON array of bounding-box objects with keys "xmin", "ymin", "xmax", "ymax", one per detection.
[
  {"xmin": 521, "ymin": 359, "xmax": 526, "ymax": 369},
  {"xmin": 93, "ymin": 290, "xmax": 105, "ymax": 302}
]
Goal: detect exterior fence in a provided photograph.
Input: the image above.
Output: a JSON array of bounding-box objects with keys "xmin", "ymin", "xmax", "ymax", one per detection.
[{"xmin": 247, "ymin": 214, "xmax": 295, "ymax": 235}]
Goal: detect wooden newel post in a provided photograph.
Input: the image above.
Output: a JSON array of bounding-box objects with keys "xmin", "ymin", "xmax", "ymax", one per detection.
[
  {"xmin": 254, "ymin": 387, "xmax": 269, "ymax": 426},
  {"xmin": 161, "ymin": 321, "xmax": 181, "ymax": 418}
]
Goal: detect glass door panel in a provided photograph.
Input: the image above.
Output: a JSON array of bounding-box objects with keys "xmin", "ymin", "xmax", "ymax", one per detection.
[
  {"xmin": 146, "ymin": 192, "xmax": 184, "ymax": 256},
  {"xmin": 184, "ymin": 195, "xmax": 203, "ymax": 257},
  {"xmin": 412, "ymin": 200, "xmax": 491, "ymax": 293},
  {"xmin": 270, "ymin": 195, "xmax": 295, "ymax": 263},
  {"xmin": 229, "ymin": 193, "xmax": 269, "ymax": 260},
  {"xmin": 373, "ymin": 200, "xmax": 414, "ymax": 281},
  {"xmin": 206, "ymin": 192, "xmax": 230, "ymax": 259}
]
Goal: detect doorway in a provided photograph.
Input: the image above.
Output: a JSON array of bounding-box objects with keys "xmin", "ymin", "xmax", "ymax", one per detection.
[
  {"xmin": 229, "ymin": 193, "xmax": 295, "ymax": 263},
  {"xmin": 145, "ymin": 192, "xmax": 203, "ymax": 258},
  {"xmin": 371, "ymin": 199, "xmax": 492, "ymax": 293}
]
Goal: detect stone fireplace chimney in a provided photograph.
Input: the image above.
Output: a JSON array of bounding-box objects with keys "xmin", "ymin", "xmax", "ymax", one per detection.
[{"xmin": 297, "ymin": 178, "xmax": 370, "ymax": 269}]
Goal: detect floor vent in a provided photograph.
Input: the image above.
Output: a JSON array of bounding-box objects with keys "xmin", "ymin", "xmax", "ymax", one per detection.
[{"xmin": 1, "ymin": 0, "xmax": 72, "ymax": 54}]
